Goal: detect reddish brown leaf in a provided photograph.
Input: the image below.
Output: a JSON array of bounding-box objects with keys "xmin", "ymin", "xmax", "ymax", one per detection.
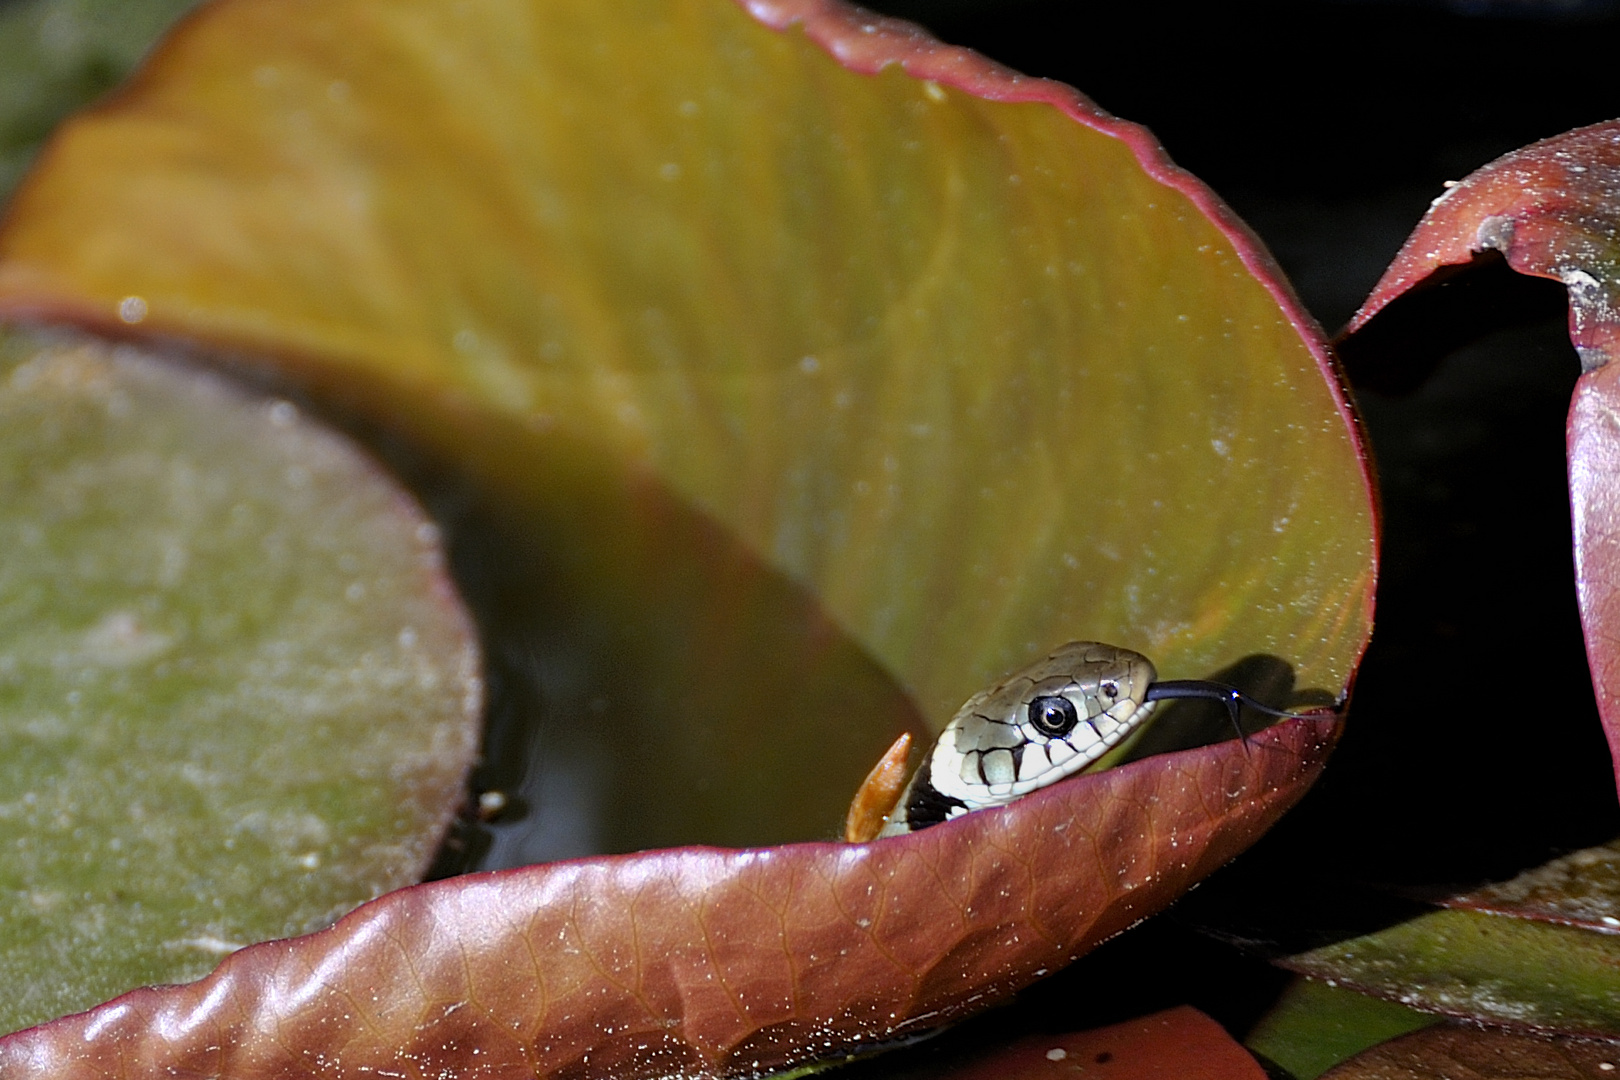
[
  {"xmin": 1571, "ymin": 359, "xmax": 1620, "ymax": 797},
  {"xmin": 1321, "ymin": 1023, "xmax": 1620, "ymax": 1080},
  {"xmin": 1342, "ymin": 120, "xmax": 1620, "ymax": 790},
  {"xmin": 0, "ymin": 718, "xmax": 1336, "ymax": 1079},
  {"xmin": 1347, "ymin": 120, "xmax": 1620, "ymax": 370},
  {"xmin": 936, "ymin": 1007, "xmax": 1266, "ymax": 1080}
]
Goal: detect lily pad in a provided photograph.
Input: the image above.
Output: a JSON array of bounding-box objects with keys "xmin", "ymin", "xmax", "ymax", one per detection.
[
  {"xmin": 1246, "ymin": 979, "xmax": 1440, "ymax": 1080},
  {"xmin": 1444, "ymin": 838, "xmax": 1620, "ymax": 934},
  {"xmin": 1320, "ymin": 1023, "xmax": 1620, "ymax": 1080},
  {"xmin": 1281, "ymin": 907, "xmax": 1620, "ymax": 1036},
  {"xmin": 1347, "ymin": 120, "xmax": 1620, "ymax": 373},
  {"xmin": 0, "ymin": 0, "xmax": 199, "ymax": 201},
  {"xmin": 0, "ymin": 0, "xmax": 1373, "ymax": 713},
  {"xmin": 927, "ymin": 1007, "xmax": 1268, "ymax": 1080},
  {"xmin": 0, "ymin": 0, "xmax": 1375, "ymax": 1063},
  {"xmin": 1341, "ymin": 119, "xmax": 1620, "ymax": 790},
  {"xmin": 0, "ymin": 718, "xmax": 1338, "ymax": 1078},
  {"xmin": 1274, "ymin": 119, "xmax": 1620, "ymax": 1048},
  {"xmin": 1271, "ymin": 840, "xmax": 1620, "ymax": 1042},
  {"xmin": 0, "ymin": 330, "xmax": 481, "ymax": 1034}
]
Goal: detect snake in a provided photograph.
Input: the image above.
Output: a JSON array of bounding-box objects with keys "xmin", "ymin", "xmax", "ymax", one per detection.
[{"xmin": 853, "ymin": 641, "xmax": 1310, "ymax": 840}]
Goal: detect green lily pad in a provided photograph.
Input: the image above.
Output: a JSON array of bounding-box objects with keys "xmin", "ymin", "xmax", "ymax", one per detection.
[
  {"xmin": 1281, "ymin": 908, "xmax": 1620, "ymax": 1036},
  {"xmin": 0, "ymin": 329, "xmax": 481, "ymax": 1034},
  {"xmin": 1246, "ymin": 979, "xmax": 1440, "ymax": 1080},
  {"xmin": 1270, "ymin": 840, "xmax": 1620, "ymax": 1045},
  {"xmin": 1444, "ymin": 838, "xmax": 1620, "ymax": 933},
  {"xmin": 0, "ymin": 0, "xmax": 198, "ymax": 201}
]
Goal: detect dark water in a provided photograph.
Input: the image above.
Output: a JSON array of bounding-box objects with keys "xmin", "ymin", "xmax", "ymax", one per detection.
[{"xmin": 314, "ymin": 400, "xmax": 932, "ymax": 871}]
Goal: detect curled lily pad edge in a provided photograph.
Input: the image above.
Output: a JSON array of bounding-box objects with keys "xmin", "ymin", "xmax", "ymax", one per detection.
[
  {"xmin": 0, "ymin": 0, "xmax": 1375, "ymax": 562},
  {"xmin": 0, "ymin": 715, "xmax": 1340, "ymax": 1076},
  {"xmin": 746, "ymin": 0, "xmax": 1368, "ymax": 474},
  {"xmin": 0, "ymin": 0, "xmax": 1378, "ymax": 1063}
]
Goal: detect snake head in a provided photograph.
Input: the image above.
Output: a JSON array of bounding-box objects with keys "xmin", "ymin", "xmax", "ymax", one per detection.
[
  {"xmin": 938, "ymin": 641, "xmax": 1159, "ymax": 801},
  {"xmin": 876, "ymin": 642, "xmax": 1160, "ymax": 836},
  {"xmin": 860, "ymin": 642, "xmax": 1323, "ymax": 839}
]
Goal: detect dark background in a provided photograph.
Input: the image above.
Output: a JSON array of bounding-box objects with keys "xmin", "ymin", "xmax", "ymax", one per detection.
[{"xmin": 839, "ymin": 0, "xmax": 1620, "ymax": 1041}]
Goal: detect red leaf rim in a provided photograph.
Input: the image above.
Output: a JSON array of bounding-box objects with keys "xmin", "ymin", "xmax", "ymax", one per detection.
[
  {"xmin": 1347, "ymin": 119, "xmax": 1620, "ymax": 371},
  {"xmin": 0, "ymin": 0, "xmax": 1372, "ymax": 1069},
  {"xmin": 743, "ymin": 0, "xmax": 1341, "ymax": 384},
  {"xmin": 0, "ymin": 0, "xmax": 1367, "ymax": 519},
  {"xmin": 0, "ymin": 719, "xmax": 1337, "ymax": 1078},
  {"xmin": 1340, "ymin": 119, "xmax": 1620, "ymax": 793}
]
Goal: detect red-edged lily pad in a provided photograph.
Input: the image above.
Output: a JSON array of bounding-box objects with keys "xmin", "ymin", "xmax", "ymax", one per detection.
[
  {"xmin": 1280, "ymin": 908, "xmax": 1620, "ymax": 1036},
  {"xmin": 0, "ymin": 720, "xmax": 1336, "ymax": 1078},
  {"xmin": 1345, "ymin": 119, "xmax": 1620, "ymax": 790},
  {"xmin": 1444, "ymin": 837, "xmax": 1620, "ymax": 934},
  {"xmin": 1287, "ymin": 120, "xmax": 1620, "ymax": 1046},
  {"xmin": 1321, "ymin": 1022, "xmax": 1620, "ymax": 1080},
  {"xmin": 1348, "ymin": 120, "xmax": 1620, "ymax": 373},
  {"xmin": 0, "ymin": 0, "xmax": 1375, "ymax": 1067}
]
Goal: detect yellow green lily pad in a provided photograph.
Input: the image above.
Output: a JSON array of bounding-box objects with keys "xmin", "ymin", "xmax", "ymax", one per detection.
[
  {"xmin": 0, "ymin": 0, "xmax": 1374, "ymax": 722},
  {"xmin": 0, "ymin": 0, "xmax": 1378, "ymax": 1059}
]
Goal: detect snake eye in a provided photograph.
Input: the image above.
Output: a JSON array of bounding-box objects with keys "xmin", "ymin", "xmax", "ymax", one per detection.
[{"xmin": 1028, "ymin": 695, "xmax": 1079, "ymax": 738}]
